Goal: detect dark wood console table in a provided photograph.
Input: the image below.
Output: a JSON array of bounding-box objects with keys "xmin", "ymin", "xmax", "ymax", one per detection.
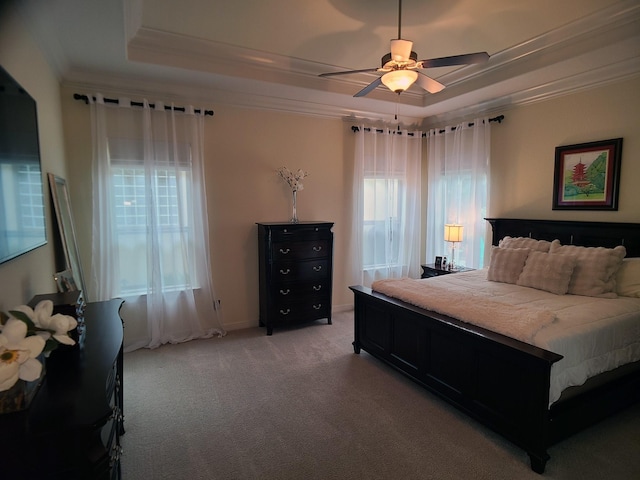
[{"xmin": 2, "ymin": 299, "xmax": 124, "ymax": 479}]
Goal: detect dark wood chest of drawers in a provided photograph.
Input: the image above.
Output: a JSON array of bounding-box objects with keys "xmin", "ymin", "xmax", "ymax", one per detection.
[
  {"xmin": 2, "ymin": 299, "xmax": 124, "ymax": 479},
  {"xmin": 257, "ymin": 222, "xmax": 334, "ymax": 335}
]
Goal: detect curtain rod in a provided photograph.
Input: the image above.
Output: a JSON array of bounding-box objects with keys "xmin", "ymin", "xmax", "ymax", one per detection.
[
  {"xmin": 352, "ymin": 114, "xmax": 504, "ymax": 136},
  {"xmin": 73, "ymin": 93, "xmax": 214, "ymax": 116}
]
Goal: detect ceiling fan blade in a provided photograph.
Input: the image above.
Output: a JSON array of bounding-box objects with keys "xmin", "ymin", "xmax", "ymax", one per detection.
[
  {"xmin": 418, "ymin": 52, "xmax": 489, "ymax": 69},
  {"xmin": 416, "ymin": 72, "xmax": 445, "ymax": 94},
  {"xmin": 354, "ymin": 77, "xmax": 383, "ymax": 97},
  {"xmin": 319, "ymin": 68, "xmax": 379, "ymax": 77}
]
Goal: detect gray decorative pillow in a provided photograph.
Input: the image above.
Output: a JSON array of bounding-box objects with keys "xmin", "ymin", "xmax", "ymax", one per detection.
[
  {"xmin": 499, "ymin": 236, "xmax": 552, "ymax": 252},
  {"xmin": 487, "ymin": 246, "xmax": 530, "ymax": 284},
  {"xmin": 517, "ymin": 251, "xmax": 577, "ymax": 295},
  {"xmin": 549, "ymin": 240, "xmax": 626, "ymax": 298}
]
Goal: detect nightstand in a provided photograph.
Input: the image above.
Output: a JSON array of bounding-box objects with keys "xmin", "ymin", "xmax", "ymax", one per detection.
[{"xmin": 421, "ymin": 263, "xmax": 475, "ymax": 278}]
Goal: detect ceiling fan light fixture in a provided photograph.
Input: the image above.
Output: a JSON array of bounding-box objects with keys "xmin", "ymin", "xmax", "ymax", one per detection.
[
  {"xmin": 318, "ymin": 0, "xmax": 489, "ymax": 98},
  {"xmin": 381, "ymin": 70, "xmax": 418, "ymax": 94},
  {"xmin": 390, "ymin": 39, "xmax": 413, "ymax": 62}
]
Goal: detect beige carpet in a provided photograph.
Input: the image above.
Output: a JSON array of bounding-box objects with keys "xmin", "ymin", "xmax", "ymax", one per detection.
[{"xmin": 121, "ymin": 311, "xmax": 640, "ymax": 480}]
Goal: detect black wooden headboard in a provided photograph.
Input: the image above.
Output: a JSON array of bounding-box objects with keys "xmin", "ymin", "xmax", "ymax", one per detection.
[{"xmin": 485, "ymin": 218, "xmax": 640, "ymax": 258}]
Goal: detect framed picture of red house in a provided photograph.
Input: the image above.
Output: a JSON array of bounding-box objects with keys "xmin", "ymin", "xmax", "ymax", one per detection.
[{"xmin": 552, "ymin": 138, "xmax": 623, "ymax": 210}]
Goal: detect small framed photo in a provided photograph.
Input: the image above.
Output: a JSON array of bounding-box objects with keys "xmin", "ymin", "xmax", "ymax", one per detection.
[
  {"xmin": 434, "ymin": 256, "xmax": 443, "ymax": 269},
  {"xmin": 552, "ymin": 138, "xmax": 623, "ymax": 210},
  {"xmin": 54, "ymin": 269, "xmax": 78, "ymax": 293}
]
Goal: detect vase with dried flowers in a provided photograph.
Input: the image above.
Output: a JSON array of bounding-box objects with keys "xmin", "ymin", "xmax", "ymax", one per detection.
[
  {"xmin": 276, "ymin": 166, "xmax": 309, "ymax": 223},
  {"xmin": 0, "ymin": 300, "xmax": 77, "ymax": 413}
]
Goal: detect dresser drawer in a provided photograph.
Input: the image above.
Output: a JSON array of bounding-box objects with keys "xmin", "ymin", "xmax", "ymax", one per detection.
[
  {"xmin": 273, "ymin": 259, "xmax": 329, "ymax": 282},
  {"xmin": 273, "ymin": 239, "xmax": 329, "ymax": 261},
  {"xmin": 272, "ymin": 281, "xmax": 330, "ymax": 299},
  {"xmin": 270, "ymin": 225, "xmax": 332, "ymax": 242},
  {"xmin": 270, "ymin": 297, "xmax": 331, "ymax": 322}
]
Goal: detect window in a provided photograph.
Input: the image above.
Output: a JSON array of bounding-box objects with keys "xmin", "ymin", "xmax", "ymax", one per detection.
[
  {"xmin": 352, "ymin": 127, "xmax": 422, "ymax": 286},
  {"xmin": 362, "ymin": 177, "xmax": 402, "ymax": 268},
  {"xmin": 110, "ymin": 161, "xmax": 196, "ymax": 296},
  {"xmin": 426, "ymin": 119, "xmax": 491, "ymax": 269}
]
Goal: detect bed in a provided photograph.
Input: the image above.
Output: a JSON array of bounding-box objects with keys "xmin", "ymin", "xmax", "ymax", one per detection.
[{"xmin": 350, "ymin": 218, "xmax": 640, "ymax": 473}]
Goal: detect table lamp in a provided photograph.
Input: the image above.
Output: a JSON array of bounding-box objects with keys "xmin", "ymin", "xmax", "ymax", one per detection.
[{"xmin": 444, "ymin": 224, "xmax": 464, "ymax": 270}]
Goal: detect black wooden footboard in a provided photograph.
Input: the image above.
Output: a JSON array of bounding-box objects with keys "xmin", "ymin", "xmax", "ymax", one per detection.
[
  {"xmin": 349, "ymin": 218, "xmax": 640, "ymax": 473},
  {"xmin": 350, "ymin": 285, "xmax": 562, "ymax": 473}
]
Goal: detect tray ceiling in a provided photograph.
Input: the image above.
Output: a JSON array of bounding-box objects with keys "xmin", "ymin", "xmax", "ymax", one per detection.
[{"xmin": 13, "ymin": 0, "xmax": 640, "ymax": 125}]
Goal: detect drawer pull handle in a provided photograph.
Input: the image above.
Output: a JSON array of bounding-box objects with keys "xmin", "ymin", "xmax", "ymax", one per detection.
[
  {"xmin": 313, "ymin": 285, "xmax": 322, "ymax": 291},
  {"xmin": 279, "ymin": 268, "xmax": 291, "ymax": 275},
  {"xmin": 110, "ymin": 445, "xmax": 124, "ymax": 466},
  {"xmin": 312, "ymin": 245, "xmax": 322, "ymax": 252},
  {"xmin": 279, "ymin": 248, "xmax": 290, "ymax": 254},
  {"xmin": 110, "ymin": 406, "xmax": 123, "ymax": 422},
  {"xmin": 279, "ymin": 289, "xmax": 290, "ymax": 295},
  {"xmin": 313, "ymin": 265, "xmax": 322, "ymax": 272},
  {"xmin": 279, "ymin": 309, "xmax": 291, "ymax": 315},
  {"xmin": 313, "ymin": 304, "xmax": 322, "ymax": 310}
]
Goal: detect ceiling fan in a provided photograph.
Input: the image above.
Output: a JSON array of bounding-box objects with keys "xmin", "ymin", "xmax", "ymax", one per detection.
[{"xmin": 319, "ymin": 0, "xmax": 489, "ymax": 97}]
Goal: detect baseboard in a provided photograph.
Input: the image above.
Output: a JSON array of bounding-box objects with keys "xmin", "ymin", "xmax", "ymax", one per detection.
[{"xmin": 222, "ymin": 305, "xmax": 353, "ymax": 332}]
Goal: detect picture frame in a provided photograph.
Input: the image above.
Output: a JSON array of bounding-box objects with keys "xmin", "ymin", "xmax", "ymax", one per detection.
[
  {"xmin": 435, "ymin": 256, "xmax": 443, "ymax": 269},
  {"xmin": 552, "ymin": 138, "xmax": 623, "ymax": 211},
  {"xmin": 54, "ymin": 269, "xmax": 78, "ymax": 293}
]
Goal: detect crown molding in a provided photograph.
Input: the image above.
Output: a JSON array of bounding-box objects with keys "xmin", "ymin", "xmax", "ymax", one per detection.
[{"xmin": 60, "ymin": 0, "xmax": 640, "ymax": 124}]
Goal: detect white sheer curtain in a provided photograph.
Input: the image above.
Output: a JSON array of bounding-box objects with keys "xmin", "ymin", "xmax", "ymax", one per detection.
[
  {"xmin": 426, "ymin": 118, "xmax": 491, "ymax": 269},
  {"xmin": 351, "ymin": 126, "xmax": 422, "ymax": 287},
  {"xmin": 89, "ymin": 95, "xmax": 225, "ymax": 351}
]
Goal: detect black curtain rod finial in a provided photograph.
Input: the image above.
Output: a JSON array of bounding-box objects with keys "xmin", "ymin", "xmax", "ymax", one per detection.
[
  {"xmin": 74, "ymin": 93, "xmax": 89, "ymax": 104},
  {"xmin": 73, "ymin": 93, "xmax": 214, "ymax": 116}
]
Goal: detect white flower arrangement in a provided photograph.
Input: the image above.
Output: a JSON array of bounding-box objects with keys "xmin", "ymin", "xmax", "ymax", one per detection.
[
  {"xmin": 0, "ymin": 300, "xmax": 78, "ymax": 392},
  {"xmin": 276, "ymin": 166, "xmax": 309, "ymax": 192}
]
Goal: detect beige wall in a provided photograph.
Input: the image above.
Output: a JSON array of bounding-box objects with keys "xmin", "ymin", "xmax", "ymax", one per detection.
[
  {"xmin": 59, "ymin": 92, "xmax": 354, "ymax": 338},
  {"xmin": 491, "ymin": 78, "xmax": 640, "ymax": 223},
  {"xmin": 0, "ymin": 8, "xmax": 67, "ymax": 312}
]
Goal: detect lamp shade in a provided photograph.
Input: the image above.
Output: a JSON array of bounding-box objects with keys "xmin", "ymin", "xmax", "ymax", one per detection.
[
  {"xmin": 381, "ymin": 70, "xmax": 418, "ymax": 93},
  {"xmin": 444, "ymin": 224, "xmax": 464, "ymax": 243},
  {"xmin": 390, "ymin": 39, "xmax": 413, "ymax": 62}
]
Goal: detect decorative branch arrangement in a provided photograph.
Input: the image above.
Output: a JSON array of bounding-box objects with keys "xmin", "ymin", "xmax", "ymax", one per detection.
[
  {"xmin": 276, "ymin": 166, "xmax": 309, "ymax": 192},
  {"xmin": 276, "ymin": 167, "xmax": 309, "ymax": 223}
]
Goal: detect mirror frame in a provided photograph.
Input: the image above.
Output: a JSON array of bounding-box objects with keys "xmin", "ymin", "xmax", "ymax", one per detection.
[{"xmin": 48, "ymin": 173, "xmax": 86, "ymax": 297}]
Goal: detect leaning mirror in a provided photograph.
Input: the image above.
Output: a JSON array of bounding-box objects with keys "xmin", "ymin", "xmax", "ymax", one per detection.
[{"xmin": 48, "ymin": 173, "xmax": 86, "ymax": 297}]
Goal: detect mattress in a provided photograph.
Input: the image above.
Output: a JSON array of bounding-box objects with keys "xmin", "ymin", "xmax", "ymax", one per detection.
[{"xmin": 373, "ymin": 269, "xmax": 640, "ymax": 404}]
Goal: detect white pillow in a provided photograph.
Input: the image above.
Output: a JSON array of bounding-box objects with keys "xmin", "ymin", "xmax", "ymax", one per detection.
[
  {"xmin": 499, "ymin": 236, "xmax": 552, "ymax": 252},
  {"xmin": 517, "ymin": 251, "xmax": 577, "ymax": 295},
  {"xmin": 616, "ymin": 258, "xmax": 640, "ymax": 298},
  {"xmin": 487, "ymin": 246, "xmax": 530, "ymax": 284},
  {"xmin": 549, "ymin": 240, "xmax": 626, "ymax": 298}
]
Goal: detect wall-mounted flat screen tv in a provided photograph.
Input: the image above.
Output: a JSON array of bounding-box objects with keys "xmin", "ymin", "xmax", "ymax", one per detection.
[{"xmin": 0, "ymin": 65, "xmax": 47, "ymax": 264}]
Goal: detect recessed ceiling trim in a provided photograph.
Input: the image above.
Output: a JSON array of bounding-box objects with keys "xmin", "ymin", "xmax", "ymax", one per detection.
[{"xmin": 51, "ymin": 0, "xmax": 640, "ymax": 125}]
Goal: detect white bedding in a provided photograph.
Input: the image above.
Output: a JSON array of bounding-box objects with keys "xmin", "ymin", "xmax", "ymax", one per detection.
[{"xmin": 372, "ymin": 269, "xmax": 640, "ymax": 405}]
